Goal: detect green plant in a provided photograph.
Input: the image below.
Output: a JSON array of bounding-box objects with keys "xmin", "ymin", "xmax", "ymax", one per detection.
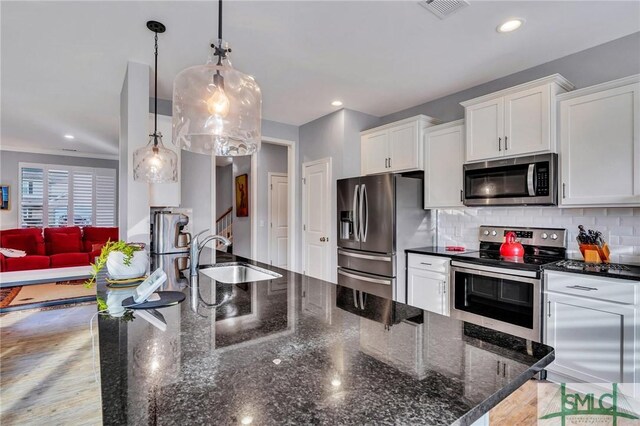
[{"xmin": 84, "ymin": 240, "xmax": 142, "ymax": 288}]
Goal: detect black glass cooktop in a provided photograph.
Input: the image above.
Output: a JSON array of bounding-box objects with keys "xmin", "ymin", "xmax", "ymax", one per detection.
[{"xmin": 451, "ymin": 242, "xmax": 567, "ymax": 272}]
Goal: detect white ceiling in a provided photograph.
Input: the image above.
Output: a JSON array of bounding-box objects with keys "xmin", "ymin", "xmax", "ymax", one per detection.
[{"xmin": 2, "ymin": 1, "xmax": 639, "ymax": 157}]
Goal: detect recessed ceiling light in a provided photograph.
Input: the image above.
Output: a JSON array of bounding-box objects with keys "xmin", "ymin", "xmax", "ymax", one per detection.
[
  {"xmin": 64, "ymin": 134, "xmax": 75, "ymax": 140},
  {"xmin": 497, "ymin": 18, "xmax": 525, "ymax": 33},
  {"xmin": 331, "ymin": 100, "xmax": 343, "ymax": 107}
]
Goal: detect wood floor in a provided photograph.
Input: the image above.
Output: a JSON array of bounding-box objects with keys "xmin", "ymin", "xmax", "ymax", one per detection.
[
  {"xmin": 0, "ymin": 304, "xmax": 102, "ymax": 426},
  {"xmin": 0, "ymin": 304, "xmax": 540, "ymax": 426}
]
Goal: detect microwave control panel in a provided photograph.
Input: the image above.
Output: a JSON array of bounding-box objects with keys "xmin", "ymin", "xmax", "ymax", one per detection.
[{"xmin": 536, "ymin": 164, "xmax": 549, "ymax": 196}]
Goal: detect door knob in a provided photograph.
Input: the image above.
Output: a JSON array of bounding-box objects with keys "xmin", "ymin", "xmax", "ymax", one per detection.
[{"xmin": 320, "ymin": 237, "xmax": 326, "ymax": 242}]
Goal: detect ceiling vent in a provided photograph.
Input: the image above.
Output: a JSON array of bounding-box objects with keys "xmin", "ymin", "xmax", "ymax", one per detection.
[{"xmin": 419, "ymin": 0, "xmax": 470, "ymax": 19}]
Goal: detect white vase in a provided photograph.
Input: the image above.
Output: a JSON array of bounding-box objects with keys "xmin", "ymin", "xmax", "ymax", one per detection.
[{"xmin": 106, "ymin": 251, "xmax": 148, "ymax": 280}]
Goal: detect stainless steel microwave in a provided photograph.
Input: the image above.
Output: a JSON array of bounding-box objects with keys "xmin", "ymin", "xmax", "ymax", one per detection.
[{"xmin": 463, "ymin": 153, "xmax": 558, "ymax": 206}]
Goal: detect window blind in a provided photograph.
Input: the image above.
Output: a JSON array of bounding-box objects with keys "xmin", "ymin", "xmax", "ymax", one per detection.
[
  {"xmin": 20, "ymin": 167, "xmax": 44, "ymax": 227},
  {"xmin": 18, "ymin": 163, "xmax": 117, "ymax": 228}
]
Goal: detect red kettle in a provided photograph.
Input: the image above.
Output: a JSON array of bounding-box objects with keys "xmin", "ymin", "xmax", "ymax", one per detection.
[{"xmin": 500, "ymin": 231, "xmax": 524, "ymax": 258}]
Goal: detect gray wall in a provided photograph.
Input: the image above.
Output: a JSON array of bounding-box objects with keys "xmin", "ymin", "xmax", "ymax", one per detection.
[
  {"xmin": 380, "ymin": 31, "xmax": 640, "ymax": 124},
  {"xmin": 256, "ymin": 143, "xmax": 288, "ymax": 264},
  {"xmin": 180, "ymin": 151, "xmax": 212, "ymax": 237},
  {"xmin": 298, "ymin": 108, "xmax": 379, "ymax": 280},
  {"xmin": 0, "ymin": 150, "xmax": 119, "ymax": 229},
  {"xmin": 232, "ymin": 156, "xmax": 252, "ymax": 258},
  {"xmin": 215, "ymin": 165, "xmax": 233, "ymax": 217}
]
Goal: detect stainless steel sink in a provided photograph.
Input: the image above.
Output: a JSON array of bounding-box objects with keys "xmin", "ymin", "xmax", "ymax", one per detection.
[{"xmin": 199, "ymin": 262, "xmax": 282, "ymax": 284}]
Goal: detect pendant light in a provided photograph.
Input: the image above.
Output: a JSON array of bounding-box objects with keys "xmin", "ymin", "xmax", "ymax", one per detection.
[
  {"xmin": 172, "ymin": 0, "xmax": 262, "ymax": 156},
  {"xmin": 133, "ymin": 21, "xmax": 178, "ymax": 183}
]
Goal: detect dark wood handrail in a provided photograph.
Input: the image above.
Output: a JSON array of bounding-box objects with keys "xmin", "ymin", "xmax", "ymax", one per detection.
[{"xmin": 216, "ymin": 207, "xmax": 233, "ymax": 223}]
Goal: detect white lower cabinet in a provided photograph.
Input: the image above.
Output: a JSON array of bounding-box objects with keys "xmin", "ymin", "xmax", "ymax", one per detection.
[
  {"xmin": 406, "ymin": 254, "xmax": 450, "ymax": 316},
  {"xmin": 544, "ymin": 271, "xmax": 640, "ymax": 396}
]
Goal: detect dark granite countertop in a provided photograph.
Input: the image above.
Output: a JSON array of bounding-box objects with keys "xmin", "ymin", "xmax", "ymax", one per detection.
[
  {"xmin": 542, "ymin": 260, "xmax": 640, "ymax": 281},
  {"xmin": 406, "ymin": 246, "xmax": 478, "ymax": 258},
  {"xmin": 97, "ymin": 251, "xmax": 554, "ymax": 426}
]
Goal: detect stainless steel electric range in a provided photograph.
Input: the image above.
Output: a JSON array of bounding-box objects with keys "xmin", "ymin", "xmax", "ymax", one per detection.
[{"xmin": 450, "ymin": 226, "xmax": 567, "ymax": 342}]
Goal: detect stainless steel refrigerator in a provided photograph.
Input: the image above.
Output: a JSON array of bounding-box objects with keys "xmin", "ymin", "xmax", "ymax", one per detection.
[{"xmin": 337, "ymin": 173, "xmax": 432, "ymax": 304}]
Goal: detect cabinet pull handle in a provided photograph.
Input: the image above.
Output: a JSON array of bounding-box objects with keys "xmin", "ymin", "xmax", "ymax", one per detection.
[
  {"xmin": 504, "ymin": 136, "xmax": 508, "ymax": 150},
  {"xmin": 503, "ymin": 363, "xmax": 506, "ymax": 377},
  {"xmin": 547, "ymin": 300, "xmax": 551, "ymax": 318},
  {"xmin": 566, "ymin": 285, "xmax": 598, "ymax": 291},
  {"xmin": 496, "ymin": 360, "xmax": 500, "ymax": 375},
  {"xmin": 385, "ymin": 158, "xmax": 388, "ymax": 168},
  {"xmin": 460, "ymin": 190, "xmax": 463, "ymax": 202},
  {"xmin": 562, "ymin": 183, "xmax": 566, "ymax": 199},
  {"xmin": 388, "ymin": 157, "xmax": 391, "ymax": 168},
  {"xmin": 420, "ymin": 262, "xmax": 432, "ymax": 266},
  {"xmin": 498, "ymin": 137, "xmax": 502, "ymax": 151}
]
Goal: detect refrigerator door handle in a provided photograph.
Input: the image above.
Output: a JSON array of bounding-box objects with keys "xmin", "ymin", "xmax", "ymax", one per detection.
[
  {"xmin": 361, "ymin": 184, "xmax": 369, "ymax": 242},
  {"xmin": 358, "ymin": 185, "xmax": 365, "ymax": 241},
  {"xmin": 353, "ymin": 184, "xmax": 360, "ymax": 242}
]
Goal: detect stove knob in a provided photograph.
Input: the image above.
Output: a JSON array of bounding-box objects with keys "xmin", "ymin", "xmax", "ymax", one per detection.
[
  {"xmin": 541, "ymin": 233, "xmax": 548, "ymax": 239},
  {"xmin": 491, "ymin": 230, "xmax": 497, "ymax": 236},
  {"xmin": 483, "ymin": 230, "xmax": 490, "ymax": 236},
  {"xmin": 550, "ymin": 233, "xmax": 558, "ymax": 240}
]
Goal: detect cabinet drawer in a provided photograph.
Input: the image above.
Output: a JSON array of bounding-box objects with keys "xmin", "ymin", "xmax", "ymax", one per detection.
[
  {"xmin": 407, "ymin": 254, "xmax": 450, "ymax": 272},
  {"xmin": 545, "ymin": 271, "xmax": 638, "ymax": 305}
]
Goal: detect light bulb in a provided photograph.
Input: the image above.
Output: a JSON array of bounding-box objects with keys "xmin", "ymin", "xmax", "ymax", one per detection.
[{"xmin": 206, "ymin": 86, "xmax": 230, "ymax": 117}]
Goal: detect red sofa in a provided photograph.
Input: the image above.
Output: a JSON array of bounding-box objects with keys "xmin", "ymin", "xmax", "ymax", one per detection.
[{"xmin": 0, "ymin": 226, "xmax": 119, "ymax": 272}]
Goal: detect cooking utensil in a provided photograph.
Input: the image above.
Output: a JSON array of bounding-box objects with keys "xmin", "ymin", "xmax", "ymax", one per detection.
[{"xmin": 500, "ymin": 231, "xmax": 525, "ymax": 258}]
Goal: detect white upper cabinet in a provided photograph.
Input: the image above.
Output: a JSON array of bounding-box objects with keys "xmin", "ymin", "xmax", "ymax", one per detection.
[
  {"xmin": 462, "ymin": 74, "xmax": 573, "ymax": 162},
  {"xmin": 361, "ymin": 115, "xmax": 439, "ymax": 175},
  {"xmin": 424, "ymin": 120, "xmax": 465, "ymax": 209},
  {"xmin": 361, "ymin": 129, "xmax": 389, "ymax": 175},
  {"xmin": 558, "ymin": 75, "xmax": 640, "ymax": 207},
  {"xmin": 504, "ymin": 85, "xmax": 551, "ymax": 156},
  {"xmin": 148, "ymin": 114, "xmax": 181, "ymax": 207},
  {"xmin": 465, "ymin": 98, "xmax": 504, "ymax": 161}
]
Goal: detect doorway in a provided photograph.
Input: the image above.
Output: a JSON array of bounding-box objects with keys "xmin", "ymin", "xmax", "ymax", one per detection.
[
  {"xmin": 302, "ymin": 158, "xmax": 332, "ymax": 281},
  {"xmin": 249, "ymin": 138, "xmax": 297, "ymax": 270},
  {"xmin": 268, "ymin": 173, "xmax": 288, "ymax": 268}
]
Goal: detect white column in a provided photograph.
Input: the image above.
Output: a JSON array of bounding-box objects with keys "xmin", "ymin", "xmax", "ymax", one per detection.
[{"xmin": 119, "ymin": 61, "xmax": 150, "ymax": 245}]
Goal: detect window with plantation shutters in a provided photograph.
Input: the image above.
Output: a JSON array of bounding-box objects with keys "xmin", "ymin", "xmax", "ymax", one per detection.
[
  {"xmin": 47, "ymin": 169, "xmax": 69, "ymax": 226},
  {"xmin": 73, "ymin": 172, "xmax": 93, "ymax": 225},
  {"xmin": 95, "ymin": 172, "xmax": 116, "ymax": 226},
  {"xmin": 18, "ymin": 163, "xmax": 117, "ymax": 228},
  {"xmin": 20, "ymin": 167, "xmax": 44, "ymax": 227}
]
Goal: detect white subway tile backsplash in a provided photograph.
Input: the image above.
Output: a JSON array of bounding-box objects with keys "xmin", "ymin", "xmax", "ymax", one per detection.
[
  {"xmin": 438, "ymin": 207, "xmax": 640, "ymax": 265},
  {"xmin": 595, "ymin": 216, "xmax": 622, "ymax": 226},
  {"xmin": 620, "ymin": 236, "xmax": 640, "ymax": 246}
]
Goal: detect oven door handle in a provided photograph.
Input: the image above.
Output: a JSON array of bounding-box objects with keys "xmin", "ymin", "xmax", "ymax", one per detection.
[
  {"xmin": 527, "ymin": 164, "xmax": 536, "ymax": 196},
  {"xmin": 450, "ymin": 262, "xmax": 540, "ymax": 283}
]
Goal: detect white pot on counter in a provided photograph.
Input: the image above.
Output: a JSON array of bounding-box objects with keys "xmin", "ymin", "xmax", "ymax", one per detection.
[{"xmin": 106, "ymin": 251, "xmax": 148, "ymax": 280}]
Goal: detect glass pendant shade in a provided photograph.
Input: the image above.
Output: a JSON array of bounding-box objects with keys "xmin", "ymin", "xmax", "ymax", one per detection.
[
  {"xmin": 133, "ymin": 134, "xmax": 178, "ymax": 183},
  {"xmin": 172, "ymin": 41, "xmax": 262, "ymax": 156}
]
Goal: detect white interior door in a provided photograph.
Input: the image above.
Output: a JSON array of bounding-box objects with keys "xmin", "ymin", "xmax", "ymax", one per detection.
[
  {"xmin": 268, "ymin": 173, "xmax": 288, "ymax": 268},
  {"xmin": 302, "ymin": 159, "xmax": 331, "ymax": 281}
]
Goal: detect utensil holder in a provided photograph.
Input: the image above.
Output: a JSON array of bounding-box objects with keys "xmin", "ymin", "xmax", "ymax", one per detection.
[{"xmin": 579, "ymin": 243, "xmax": 610, "ymax": 263}]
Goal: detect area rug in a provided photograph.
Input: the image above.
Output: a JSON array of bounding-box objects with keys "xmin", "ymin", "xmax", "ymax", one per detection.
[{"xmin": 0, "ymin": 280, "xmax": 94, "ymax": 308}]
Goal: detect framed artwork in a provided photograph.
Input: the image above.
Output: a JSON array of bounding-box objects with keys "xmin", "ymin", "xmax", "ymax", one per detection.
[
  {"xmin": 0, "ymin": 185, "xmax": 9, "ymax": 210},
  {"xmin": 235, "ymin": 174, "xmax": 249, "ymax": 217}
]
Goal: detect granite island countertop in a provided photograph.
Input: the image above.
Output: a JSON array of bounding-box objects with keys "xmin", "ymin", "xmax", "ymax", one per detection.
[{"xmin": 97, "ymin": 251, "xmax": 554, "ymax": 426}]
